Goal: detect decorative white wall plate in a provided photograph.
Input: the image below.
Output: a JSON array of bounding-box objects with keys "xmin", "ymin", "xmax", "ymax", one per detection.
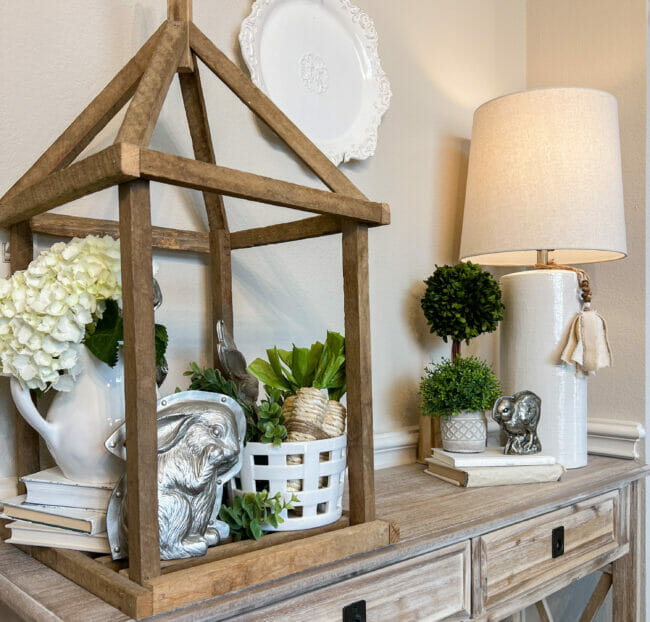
[{"xmin": 239, "ymin": 0, "xmax": 392, "ymax": 165}]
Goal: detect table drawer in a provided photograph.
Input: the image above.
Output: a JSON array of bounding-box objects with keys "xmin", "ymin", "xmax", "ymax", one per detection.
[
  {"xmin": 236, "ymin": 541, "xmax": 471, "ymax": 622},
  {"xmin": 475, "ymin": 490, "xmax": 627, "ymax": 610}
]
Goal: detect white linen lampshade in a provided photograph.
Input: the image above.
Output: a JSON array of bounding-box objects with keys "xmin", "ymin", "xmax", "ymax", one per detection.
[
  {"xmin": 459, "ymin": 88, "xmax": 626, "ymax": 468},
  {"xmin": 460, "ymin": 87, "xmax": 627, "ymax": 266}
]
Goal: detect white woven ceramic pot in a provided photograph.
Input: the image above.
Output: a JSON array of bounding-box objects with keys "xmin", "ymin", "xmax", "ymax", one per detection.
[
  {"xmin": 439, "ymin": 411, "xmax": 487, "ymax": 453},
  {"xmin": 231, "ymin": 435, "xmax": 346, "ymax": 530}
]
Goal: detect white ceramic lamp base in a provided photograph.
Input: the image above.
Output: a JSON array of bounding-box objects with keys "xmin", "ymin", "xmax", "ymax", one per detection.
[{"xmin": 500, "ymin": 270, "xmax": 587, "ymax": 469}]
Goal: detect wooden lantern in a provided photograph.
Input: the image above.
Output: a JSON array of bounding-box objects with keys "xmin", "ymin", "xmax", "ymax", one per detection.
[{"xmin": 0, "ymin": 1, "xmax": 395, "ymax": 617}]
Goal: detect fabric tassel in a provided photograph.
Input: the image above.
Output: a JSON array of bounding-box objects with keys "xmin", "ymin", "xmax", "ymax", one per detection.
[{"xmin": 561, "ymin": 309, "xmax": 612, "ymax": 375}]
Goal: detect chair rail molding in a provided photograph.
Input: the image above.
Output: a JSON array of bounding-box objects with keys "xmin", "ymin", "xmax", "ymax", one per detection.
[{"xmin": 587, "ymin": 418, "xmax": 646, "ymax": 460}]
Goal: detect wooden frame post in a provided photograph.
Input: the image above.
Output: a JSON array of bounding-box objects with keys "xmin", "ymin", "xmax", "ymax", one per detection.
[
  {"xmin": 0, "ymin": 25, "xmax": 163, "ymax": 206},
  {"xmin": 168, "ymin": 0, "xmax": 193, "ymax": 73},
  {"xmin": 9, "ymin": 222, "xmax": 40, "ymax": 483},
  {"xmin": 119, "ymin": 180, "xmax": 161, "ymax": 583},
  {"xmin": 178, "ymin": 57, "xmax": 233, "ymax": 357},
  {"xmin": 116, "ymin": 22, "xmax": 185, "ymax": 147},
  {"xmin": 342, "ymin": 221, "xmax": 375, "ymax": 524}
]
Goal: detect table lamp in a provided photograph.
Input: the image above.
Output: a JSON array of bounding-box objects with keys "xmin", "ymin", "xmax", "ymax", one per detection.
[{"xmin": 459, "ymin": 87, "xmax": 627, "ymax": 468}]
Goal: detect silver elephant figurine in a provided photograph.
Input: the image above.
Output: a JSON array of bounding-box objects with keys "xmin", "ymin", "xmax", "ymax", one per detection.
[
  {"xmin": 492, "ymin": 390, "xmax": 542, "ymax": 455},
  {"xmin": 105, "ymin": 391, "xmax": 246, "ymax": 560}
]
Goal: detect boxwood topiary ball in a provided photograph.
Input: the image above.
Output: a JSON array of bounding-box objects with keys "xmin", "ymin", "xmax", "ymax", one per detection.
[{"xmin": 421, "ymin": 262, "xmax": 504, "ymax": 345}]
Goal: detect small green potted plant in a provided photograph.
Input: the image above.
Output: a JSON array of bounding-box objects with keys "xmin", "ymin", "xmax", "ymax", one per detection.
[
  {"xmin": 420, "ymin": 262, "xmax": 504, "ymax": 451},
  {"xmin": 420, "ymin": 356, "xmax": 501, "ymax": 452}
]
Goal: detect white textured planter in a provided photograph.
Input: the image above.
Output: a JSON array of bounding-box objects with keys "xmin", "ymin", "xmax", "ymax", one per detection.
[
  {"xmin": 501, "ymin": 270, "xmax": 587, "ymax": 469},
  {"xmin": 231, "ymin": 435, "xmax": 346, "ymax": 531},
  {"xmin": 439, "ymin": 411, "xmax": 487, "ymax": 453}
]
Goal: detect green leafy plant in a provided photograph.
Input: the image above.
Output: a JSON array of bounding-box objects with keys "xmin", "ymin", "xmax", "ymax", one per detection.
[
  {"xmin": 219, "ymin": 491, "xmax": 298, "ymax": 541},
  {"xmin": 183, "ymin": 364, "xmax": 287, "ymax": 445},
  {"xmin": 419, "ymin": 356, "xmax": 501, "ymax": 418},
  {"xmin": 183, "ymin": 362, "xmax": 257, "ymax": 441},
  {"xmin": 247, "ymin": 331, "xmax": 346, "ymax": 400},
  {"xmin": 84, "ymin": 299, "xmax": 168, "ymax": 369},
  {"xmin": 255, "ymin": 389, "xmax": 287, "ymax": 446},
  {"xmin": 421, "ymin": 262, "xmax": 504, "ymax": 357}
]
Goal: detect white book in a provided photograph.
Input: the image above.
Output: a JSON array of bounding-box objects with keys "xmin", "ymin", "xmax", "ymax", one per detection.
[
  {"xmin": 20, "ymin": 467, "xmax": 115, "ymax": 511},
  {"xmin": 1, "ymin": 495, "xmax": 106, "ymax": 535},
  {"xmin": 430, "ymin": 448, "xmax": 556, "ymax": 468},
  {"xmin": 6, "ymin": 520, "xmax": 109, "ymax": 554}
]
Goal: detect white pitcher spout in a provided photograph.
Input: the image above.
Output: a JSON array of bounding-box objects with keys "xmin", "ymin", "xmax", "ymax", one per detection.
[{"xmin": 9, "ymin": 376, "xmax": 57, "ymax": 444}]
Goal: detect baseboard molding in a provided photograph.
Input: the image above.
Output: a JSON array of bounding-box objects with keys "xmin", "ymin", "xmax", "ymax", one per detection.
[
  {"xmin": 374, "ymin": 426, "xmax": 419, "ymax": 470},
  {"xmin": 587, "ymin": 418, "xmax": 646, "ymax": 460},
  {"xmin": 372, "ymin": 419, "xmax": 646, "ymax": 468},
  {"xmin": 0, "ymin": 422, "xmax": 636, "ymax": 489}
]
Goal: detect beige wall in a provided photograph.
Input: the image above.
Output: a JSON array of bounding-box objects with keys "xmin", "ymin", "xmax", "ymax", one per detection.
[
  {"xmin": 0, "ymin": 0, "xmax": 526, "ymax": 477},
  {"xmin": 527, "ymin": 0, "xmax": 647, "ymax": 428},
  {"xmin": 526, "ymin": 2, "xmax": 647, "ymax": 620}
]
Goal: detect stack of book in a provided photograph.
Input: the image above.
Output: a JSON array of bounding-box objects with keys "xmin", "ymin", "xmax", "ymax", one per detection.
[
  {"xmin": 1, "ymin": 467, "xmax": 114, "ymax": 553},
  {"xmin": 424, "ymin": 448, "xmax": 565, "ymax": 487}
]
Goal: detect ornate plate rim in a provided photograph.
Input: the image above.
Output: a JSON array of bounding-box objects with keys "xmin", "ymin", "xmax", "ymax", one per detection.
[{"xmin": 238, "ymin": 0, "xmax": 392, "ymax": 165}]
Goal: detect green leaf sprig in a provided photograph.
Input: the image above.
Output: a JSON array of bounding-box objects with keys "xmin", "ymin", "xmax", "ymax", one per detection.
[
  {"xmin": 419, "ymin": 355, "xmax": 501, "ymax": 418},
  {"xmin": 219, "ymin": 491, "xmax": 298, "ymax": 541},
  {"xmin": 255, "ymin": 388, "xmax": 287, "ymax": 446},
  {"xmin": 247, "ymin": 331, "xmax": 346, "ymax": 401},
  {"xmin": 83, "ymin": 299, "xmax": 168, "ymax": 369}
]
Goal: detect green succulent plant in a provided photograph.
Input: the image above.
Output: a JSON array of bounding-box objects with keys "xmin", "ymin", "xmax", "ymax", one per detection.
[
  {"xmin": 419, "ymin": 356, "xmax": 501, "ymax": 418},
  {"xmin": 420, "ymin": 262, "xmax": 504, "ymax": 355},
  {"xmin": 219, "ymin": 491, "xmax": 298, "ymax": 541},
  {"xmin": 247, "ymin": 331, "xmax": 346, "ymax": 401}
]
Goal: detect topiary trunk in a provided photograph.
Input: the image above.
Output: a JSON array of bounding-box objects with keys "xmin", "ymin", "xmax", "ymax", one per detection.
[{"xmin": 452, "ymin": 340, "xmax": 461, "ymax": 361}]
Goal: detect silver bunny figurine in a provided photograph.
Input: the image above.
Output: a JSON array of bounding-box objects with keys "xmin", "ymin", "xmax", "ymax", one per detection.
[
  {"xmin": 153, "ymin": 279, "xmax": 168, "ymax": 388},
  {"xmin": 105, "ymin": 391, "xmax": 246, "ymax": 560},
  {"xmin": 492, "ymin": 390, "xmax": 542, "ymax": 455}
]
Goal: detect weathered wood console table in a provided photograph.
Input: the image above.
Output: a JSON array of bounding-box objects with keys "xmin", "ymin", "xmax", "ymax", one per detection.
[{"xmin": 0, "ymin": 455, "xmax": 646, "ymax": 621}]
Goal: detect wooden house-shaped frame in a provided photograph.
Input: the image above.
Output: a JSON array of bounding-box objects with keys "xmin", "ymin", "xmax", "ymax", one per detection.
[{"xmin": 0, "ymin": 1, "xmax": 395, "ymax": 617}]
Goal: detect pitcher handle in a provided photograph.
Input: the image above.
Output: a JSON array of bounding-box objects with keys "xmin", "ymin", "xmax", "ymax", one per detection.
[{"xmin": 10, "ymin": 377, "xmax": 55, "ymax": 443}]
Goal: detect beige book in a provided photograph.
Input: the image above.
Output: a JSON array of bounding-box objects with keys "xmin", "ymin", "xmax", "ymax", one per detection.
[
  {"xmin": 424, "ymin": 460, "xmax": 565, "ymax": 487},
  {"xmin": 1, "ymin": 495, "xmax": 106, "ymax": 535},
  {"xmin": 6, "ymin": 520, "xmax": 109, "ymax": 554}
]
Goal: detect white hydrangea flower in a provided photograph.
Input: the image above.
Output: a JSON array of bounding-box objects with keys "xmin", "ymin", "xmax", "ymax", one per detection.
[{"xmin": 0, "ymin": 235, "xmax": 122, "ymax": 391}]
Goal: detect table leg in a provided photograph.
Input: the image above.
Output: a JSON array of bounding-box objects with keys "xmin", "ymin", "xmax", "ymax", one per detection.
[{"xmin": 612, "ymin": 479, "xmax": 645, "ymax": 621}]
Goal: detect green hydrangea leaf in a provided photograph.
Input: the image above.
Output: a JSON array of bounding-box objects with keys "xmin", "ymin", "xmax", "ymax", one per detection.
[{"xmin": 83, "ymin": 299, "xmax": 122, "ymax": 367}]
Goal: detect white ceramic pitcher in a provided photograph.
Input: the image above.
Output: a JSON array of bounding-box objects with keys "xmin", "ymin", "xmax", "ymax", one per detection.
[{"xmin": 10, "ymin": 346, "xmax": 125, "ymax": 484}]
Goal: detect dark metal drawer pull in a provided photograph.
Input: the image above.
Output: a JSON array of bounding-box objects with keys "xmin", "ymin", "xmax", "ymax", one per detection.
[
  {"xmin": 552, "ymin": 525, "xmax": 565, "ymax": 558},
  {"xmin": 343, "ymin": 600, "xmax": 366, "ymax": 622}
]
